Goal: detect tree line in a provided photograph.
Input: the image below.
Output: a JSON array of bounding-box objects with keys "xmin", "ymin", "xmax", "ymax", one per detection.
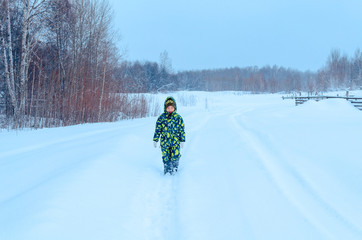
[
  {"xmin": 118, "ymin": 49, "xmax": 362, "ymax": 94},
  {"xmin": 1, "ymin": 0, "xmax": 362, "ymax": 129}
]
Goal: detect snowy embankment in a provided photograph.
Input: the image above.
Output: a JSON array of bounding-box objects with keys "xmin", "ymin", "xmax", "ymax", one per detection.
[{"xmin": 1, "ymin": 91, "xmax": 362, "ymax": 240}]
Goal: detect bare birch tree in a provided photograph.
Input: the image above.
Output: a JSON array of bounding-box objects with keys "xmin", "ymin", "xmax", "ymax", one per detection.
[
  {"xmin": 1, "ymin": 0, "xmax": 17, "ymax": 115},
  {"xmin": 19, "ymin": 0, "xmax": 47, "ymax": 116}
]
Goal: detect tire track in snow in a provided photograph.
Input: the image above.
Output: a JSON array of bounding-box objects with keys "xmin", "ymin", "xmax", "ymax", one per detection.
[
  {"xmin": 230, "ymin": 111, "xmax": 362, "ymax": 239},
  {"xmin": 179, "ymin": 109, "xmax": 255, "ymax": 239},
  {"xmin": 124, "ymin": 174, "xmax": 180, "ymax": 240}
]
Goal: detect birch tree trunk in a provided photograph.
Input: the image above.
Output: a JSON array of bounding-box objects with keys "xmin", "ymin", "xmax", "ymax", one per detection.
[
  {"xmin": 1, "ymin": 0, "xmax": 18, "ymax": 115},
  {"xmin": 19, "ymin": 0, "xmax": 31, "ymax": 115}
]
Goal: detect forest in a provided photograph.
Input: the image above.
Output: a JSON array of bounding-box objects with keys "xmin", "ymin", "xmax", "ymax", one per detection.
[{"xmin": 1, "ymin": 0, "xmax": 362, "ymax": 129}]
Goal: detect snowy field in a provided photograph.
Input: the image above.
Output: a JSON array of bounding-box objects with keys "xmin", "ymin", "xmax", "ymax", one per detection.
[{"xmin": 1, "ymin": 91, "xmax": 362, "ymax": 240}]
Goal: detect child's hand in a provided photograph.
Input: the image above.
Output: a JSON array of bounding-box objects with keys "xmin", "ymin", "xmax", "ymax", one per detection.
[
  {"xmin": 181, "ymin": 142, "xmax": 184, "ymax": 149},
  {"xmin": 153, "ymin": 141, "xmax": 158, "ymax": 148}
]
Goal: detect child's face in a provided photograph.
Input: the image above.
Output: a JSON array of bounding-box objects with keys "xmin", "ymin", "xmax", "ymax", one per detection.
[{"xmin": 166, "ymin": 106, "xmax": 175, "ymax": 113}]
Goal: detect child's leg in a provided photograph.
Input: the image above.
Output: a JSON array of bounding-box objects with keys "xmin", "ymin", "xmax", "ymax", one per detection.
[
  {"xmin": 161, "ymin": 146, "xmax": 172, "ymax": 174},
  {"xmin": 170, "ymin": 143, "xmax": 181, "ymax": 172},
  {"xmin": 171, "ymin": 159, "xmax": 179, "ymax": 172}
]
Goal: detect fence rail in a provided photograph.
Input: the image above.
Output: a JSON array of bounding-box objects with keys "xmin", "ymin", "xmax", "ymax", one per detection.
[{"xmin": 282, "ymin": 95, "xmax": 362, "ymax": 111}]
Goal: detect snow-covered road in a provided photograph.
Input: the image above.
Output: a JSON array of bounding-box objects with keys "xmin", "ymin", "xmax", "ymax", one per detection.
[{"xmin": 1, "ymin": 92, "xmax": 362, "ymax": 240}]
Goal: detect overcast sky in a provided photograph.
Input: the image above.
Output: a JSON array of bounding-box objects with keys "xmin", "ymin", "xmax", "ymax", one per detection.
[{"xmin": 108, "ymin": 0, "xmax": 362, "ymax": 72}]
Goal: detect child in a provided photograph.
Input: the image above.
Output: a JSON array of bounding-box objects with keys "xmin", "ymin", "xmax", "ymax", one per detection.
[{"xmin": 153, "ymin": 97, "xmax": 185, "ymax": 175}]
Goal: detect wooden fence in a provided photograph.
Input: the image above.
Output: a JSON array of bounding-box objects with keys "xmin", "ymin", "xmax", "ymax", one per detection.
[{"xmin": 282, "ymin": 95, "xmax": 362, "ymax": 111}]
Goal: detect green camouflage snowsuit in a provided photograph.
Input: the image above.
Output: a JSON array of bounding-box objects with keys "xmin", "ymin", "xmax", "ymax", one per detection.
[{"xmin": 153, "ymin": 97, "xmax": 185, "ymax": 174}]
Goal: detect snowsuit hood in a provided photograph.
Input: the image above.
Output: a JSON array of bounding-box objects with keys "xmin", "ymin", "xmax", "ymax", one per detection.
[{"xmin": 164, "ymin": 96, "xmax": 177, "ymax": 113}]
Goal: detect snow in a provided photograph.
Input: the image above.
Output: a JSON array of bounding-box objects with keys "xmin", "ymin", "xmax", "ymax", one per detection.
[{"xmin": 1, "ymin": 91, "xmax": 362, "ymax": 240}]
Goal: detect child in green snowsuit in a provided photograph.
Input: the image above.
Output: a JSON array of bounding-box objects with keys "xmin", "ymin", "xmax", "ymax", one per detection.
[{"xmin": 153, "ymin": 97, "xmax": 185, "ymax": 175}]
